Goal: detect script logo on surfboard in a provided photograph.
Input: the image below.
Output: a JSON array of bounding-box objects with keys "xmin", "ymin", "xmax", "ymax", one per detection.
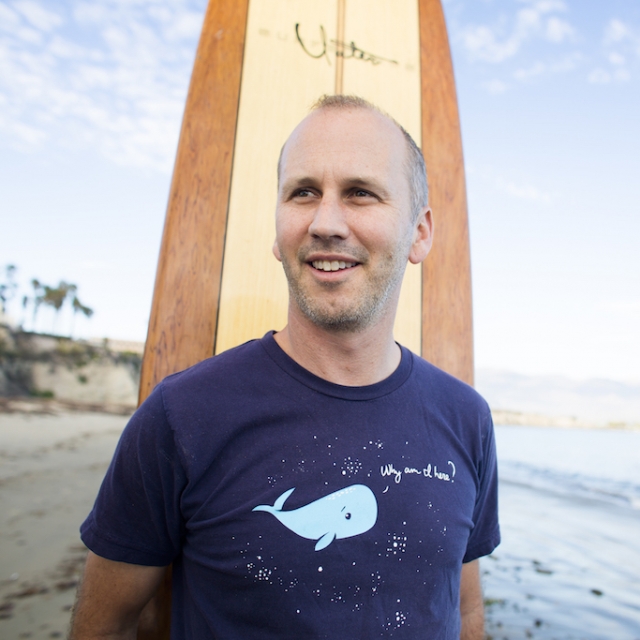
[{"xmin": 295, "ymin": 23, "xmax": 399, "ymax": 67}]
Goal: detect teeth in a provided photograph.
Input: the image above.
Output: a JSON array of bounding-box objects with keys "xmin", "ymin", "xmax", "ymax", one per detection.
[{"xmin": 312, "ymin": 260, "xmax": 356, "ymax": 272}]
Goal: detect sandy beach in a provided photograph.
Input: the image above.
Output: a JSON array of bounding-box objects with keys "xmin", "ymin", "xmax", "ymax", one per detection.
[
  {"xmin": 0, "ymin": 403, "xmax": 127, "ymax": 639},
  {"xmin": 1, "ymin": 404, "xmax": 639, "ymax": 639}
]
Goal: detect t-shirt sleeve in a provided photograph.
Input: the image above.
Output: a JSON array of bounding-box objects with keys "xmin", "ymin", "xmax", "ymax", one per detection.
[
  {"xmin": 463, "ymin": 410, "xmax": 500, "ymax": 563},
  {"xmin": 80, "ymin": 384, "xmax": 186, "ymax": 566}
]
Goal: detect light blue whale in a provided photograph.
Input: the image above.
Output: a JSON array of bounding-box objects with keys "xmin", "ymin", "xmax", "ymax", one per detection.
[{"xmin": 253, "ymin": 484, "xmax": 378, "ymax": 551}]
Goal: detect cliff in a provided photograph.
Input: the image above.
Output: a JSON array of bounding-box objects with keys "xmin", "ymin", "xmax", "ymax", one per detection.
[{"xmin": 0, "ymin": 325, "xmax": 141, "ymax": 413}]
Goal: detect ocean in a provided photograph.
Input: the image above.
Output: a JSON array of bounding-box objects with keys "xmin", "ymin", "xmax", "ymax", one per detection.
[{"xmin": 484, "ymin": 425, "xmax": 640, "ymax": 639}]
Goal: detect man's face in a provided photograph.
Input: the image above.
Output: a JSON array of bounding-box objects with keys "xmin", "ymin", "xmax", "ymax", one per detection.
[{"xmin": 274, "ymin": 107, "xmax": 429, "ymax": 333}]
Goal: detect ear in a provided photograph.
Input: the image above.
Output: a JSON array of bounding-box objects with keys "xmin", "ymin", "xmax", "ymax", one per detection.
[
  {"xmin": 408, "ymin": 206, "xmax": 433, "ymax": 265},
  {"xmin": 272, "ymin": 239, "xmax": 282, "ymax": 262}
]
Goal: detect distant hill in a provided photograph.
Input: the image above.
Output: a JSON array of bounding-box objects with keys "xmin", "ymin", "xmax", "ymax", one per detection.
[{"xmin": 476, "ymin": 369, "xmax": 640, "ymax": 427}]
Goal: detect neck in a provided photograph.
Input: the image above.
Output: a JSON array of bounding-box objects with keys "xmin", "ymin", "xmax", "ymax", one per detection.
[{"xmin": 273, "ymin": 307, "xmax": 401, "ymax": 387}]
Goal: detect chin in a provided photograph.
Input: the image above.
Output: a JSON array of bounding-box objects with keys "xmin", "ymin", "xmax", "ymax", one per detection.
[{"xmin": 296, "ymin": 298, "xmax": 383, "ymax": 333}]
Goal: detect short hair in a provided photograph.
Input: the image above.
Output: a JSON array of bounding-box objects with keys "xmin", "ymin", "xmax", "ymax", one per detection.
[{"xmin": 277, "ymin": 95, "xmax": 429, "ymax": 221}]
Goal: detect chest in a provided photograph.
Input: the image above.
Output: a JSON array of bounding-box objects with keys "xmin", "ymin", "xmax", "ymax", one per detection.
[{"xmin": 178, "ymin": 404, "xmax": 478, "ymax": 590}]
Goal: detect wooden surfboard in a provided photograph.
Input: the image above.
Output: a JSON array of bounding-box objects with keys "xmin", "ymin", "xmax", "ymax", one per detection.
[{"xmin": 136, "ymin": 0, "xmax": 471, "ymax": 636}]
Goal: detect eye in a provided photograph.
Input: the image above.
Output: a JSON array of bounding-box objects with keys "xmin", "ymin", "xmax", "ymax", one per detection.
[
  {"xmin": 292, "ymin": 188, "xmax": 315, "ymax": 198},
  {"xmin": 349, "ymin": 187, "xmax": 379, "ymax": 201},
  {"xmin": 345, "ymin": 512, "xmax": 352, "ymax": 520}
]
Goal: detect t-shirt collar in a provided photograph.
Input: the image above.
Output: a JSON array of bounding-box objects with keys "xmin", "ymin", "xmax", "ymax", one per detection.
[{"xmin": 259, "ymin": 331, "xmax": 413, "ymax": 401}]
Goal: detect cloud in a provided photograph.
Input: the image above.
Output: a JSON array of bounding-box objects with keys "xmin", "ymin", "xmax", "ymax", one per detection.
[
  {"xmin": 513, "ymin": 51, "xmax": 582, "ymax": 83},
  {"xmin": 496, "ymin": 176, "xmax": 551, "ymax": 203},
  {"xmin": 587, "ymin": 68, "xmax": 611, "ymax": 84},
  {"xmin": 608, "ymin": 52, "xmax": 625, "ymax": 66},
  {"xmin": 0, "ymin": 0, "xmax": 206, "ymax": 172},
  {"xmin": 513, "ymin": 61, "xmax": 545, "ymax": 81},
  {"xmin": 549, "ymin": 51, "xmax": 582, "ymax": 72},
  {"xmin": 460, "ymin": 25, "xmax": 517, "ymax": 63},
  {"xmin": 484, "ymin": 79, "xmax": 508, "ymax": 94},
  {"xmin": 604, "ymin": 19, "xmax": 631, "ymax": 45},
  {"xmin": 587, "ymin": 67, "xmax": 629, "ymax": 84},
  {"xmin": 163, "ymin": 10, "xmax": 204, "ymax": 41},
  {"xmin": 615, "ymin": 68, "xmax": 631, "ymax": 82},
  {"xmin": 13, "ymin": 0, "xmax": 63, "ymax": 32},
  {"xmin": 545, "ymin": 17, "xmax": 574, "ymax": 43},
  {"xmin": 457, "ymin": 5, "xmax": 638, "ymax": 89},
  {"xmin": 588, "ymin": 18, "xmax": 640, "ymax": 84},
  {"xmin": 459, "ymin": 0, "xmax": 574, "ymax": 63},
  {"xmin": 602, "ymin": 18, "xmax": 640, "ymax": 58},
  {"xmin": 16, "ymin": 25, "xmax": 43, "ymax": 45},
  {"xmin": 0, "ymin": 3, "xmax": 21, "ymax": 28}
]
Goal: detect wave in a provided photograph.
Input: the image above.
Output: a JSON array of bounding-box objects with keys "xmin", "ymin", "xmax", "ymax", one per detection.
[{"xmin": 498, "ymin": 460, "xmax": 640, "ymax": 511}]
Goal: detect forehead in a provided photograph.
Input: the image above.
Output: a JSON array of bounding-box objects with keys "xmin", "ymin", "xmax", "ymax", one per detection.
[{"xmin": 279, "ymin": 108, "xmax": 408, "ymax": 184}]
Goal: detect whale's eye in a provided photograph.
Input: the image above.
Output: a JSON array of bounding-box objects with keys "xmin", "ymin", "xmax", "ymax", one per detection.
[{"xmin": 345, "ymin": 512, "xmax": 351, "ymax": 520}]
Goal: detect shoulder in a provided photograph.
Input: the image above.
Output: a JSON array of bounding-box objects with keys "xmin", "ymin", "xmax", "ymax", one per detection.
[
  {"xmin": 404, "ymin": 350, "xmax": 493, "ymax": 449},
  {"xmin": 157, "ymin": 335, "xmax": 274, "ymax": 404},
  {"xmin": 128, "ymin": 336, "xmax": 278, "ymax": 472},
  {"xmin": 408, "ymin": 351, "xmax": 490, "ymax": 416},
  {"xmin": 146, "ymin": 334, "xmax": 289, "ymax": 437},
  {"xmin": 164, "ymin": 336, "xmax": 266, "ymax": 384}
]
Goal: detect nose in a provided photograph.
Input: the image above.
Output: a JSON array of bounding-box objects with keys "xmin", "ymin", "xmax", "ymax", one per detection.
[{"xmin": 307, "ymin": 193, "xmax": 349, "ymax": 240}]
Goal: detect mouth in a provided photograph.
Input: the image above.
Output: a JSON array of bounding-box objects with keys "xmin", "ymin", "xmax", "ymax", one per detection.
[{"xmin": 310, "ymin": 260, "xmax": 358, "ymax": 272}]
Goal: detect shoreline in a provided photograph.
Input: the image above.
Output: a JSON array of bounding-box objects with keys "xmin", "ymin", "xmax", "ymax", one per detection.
[
  {"xmin": 2, "ymin": 396, "xmax": 638, "ymax": 431},
  {"xmin": 0, "ymin": 396, "xmax": 135, "ymax": 416},
  {"xmin": 491, "ymin": 408, "xmax": 640, "ymax": 431}
]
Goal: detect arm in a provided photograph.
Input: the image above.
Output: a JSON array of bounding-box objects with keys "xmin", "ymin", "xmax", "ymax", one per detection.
[
  {"xmin": 459, "ymin": 559, "xmax": 484, "ymax": 640},
  {"xmin": 69, "ymin": 551, "xmax": 167, "ymax": 640}
]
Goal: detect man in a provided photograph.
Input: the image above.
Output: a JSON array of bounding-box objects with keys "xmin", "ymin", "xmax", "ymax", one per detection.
[{"xmin": 71, "ymin": 96, "xmax": 500, "ymax": 639}]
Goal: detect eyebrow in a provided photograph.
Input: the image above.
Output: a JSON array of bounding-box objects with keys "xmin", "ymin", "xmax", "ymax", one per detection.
[
  {"xmin": 279, "ymin": 176, "xmax": 318, "ymax": 193},
  {"xmin": 348, "ymin": 177, "xmax": 390, "ymax": 198}
]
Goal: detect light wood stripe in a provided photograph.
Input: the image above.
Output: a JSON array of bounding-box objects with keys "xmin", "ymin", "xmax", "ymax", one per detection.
[{"xmin": 216, "ymin": 0, "xmax": 423, "ymax": 356}]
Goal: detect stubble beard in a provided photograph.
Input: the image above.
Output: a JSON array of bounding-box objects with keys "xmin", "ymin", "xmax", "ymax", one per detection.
[{"xmin": 280, "ymin": 242, "xmax": 409, "ymax": 334}]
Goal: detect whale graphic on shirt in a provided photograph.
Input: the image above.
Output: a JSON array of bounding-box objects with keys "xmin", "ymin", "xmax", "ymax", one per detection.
[{"xmin": 252, "ymin": 484, "xmax": 378, "ymax": 551}]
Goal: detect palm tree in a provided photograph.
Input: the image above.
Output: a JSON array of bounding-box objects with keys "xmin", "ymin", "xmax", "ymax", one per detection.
[
  {"xmin": 0, "ymin": 264, "xmax": 17, "ymax": 318},
  {"xmin": 42, "ymin": 281, "xmax": 77, "ymax": 334},
  {"xmin": 70, "ymin": 295, "xmax": 94, "ymax": 338},
  {"xmin": 30, "ymin": 279, "xmax": 44, "ymax": 332}
]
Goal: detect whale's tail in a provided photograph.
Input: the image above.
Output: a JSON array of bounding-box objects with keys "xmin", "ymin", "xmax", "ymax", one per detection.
[{"xmin": 252, "ymin": 487, "xmax": 295, "ymax": 514}]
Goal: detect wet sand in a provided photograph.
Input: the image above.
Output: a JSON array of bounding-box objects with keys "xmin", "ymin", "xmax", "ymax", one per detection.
[{"xmin": 0, "ymin": 407, "xmax": 127, "ymax": 639}]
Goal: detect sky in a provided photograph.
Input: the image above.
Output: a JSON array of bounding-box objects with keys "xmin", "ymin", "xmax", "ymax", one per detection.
[{"xmin": 0, "ymin": 0, "xmax": 638, "ymax": 383}]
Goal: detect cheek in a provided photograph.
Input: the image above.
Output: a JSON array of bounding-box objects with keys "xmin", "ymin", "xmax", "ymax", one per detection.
[
  {"xmin": 275, "ymin": 211, "xmax": 310, "ymax": 249},
  {"xmin": 273, "ymin": 228, "xmax": 302, "ymax": 266},
  {"xmin": 362, "ymin": 224, "xmax": 406, "ymax": 254},
  {"xmin": 274, "ymin": 213, "xmax": 291, "ymax": 250}
]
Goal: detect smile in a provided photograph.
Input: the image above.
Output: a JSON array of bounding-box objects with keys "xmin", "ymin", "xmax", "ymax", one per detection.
[{"xmin": 311, "ymin": 260, "xmax": 357, "ymax": 272}]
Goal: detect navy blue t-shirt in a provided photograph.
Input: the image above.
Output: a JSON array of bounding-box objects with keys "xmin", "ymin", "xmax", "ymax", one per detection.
[{"xmin": 81, "ymin": 332, "xmax": 500, "ymax": 638}]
